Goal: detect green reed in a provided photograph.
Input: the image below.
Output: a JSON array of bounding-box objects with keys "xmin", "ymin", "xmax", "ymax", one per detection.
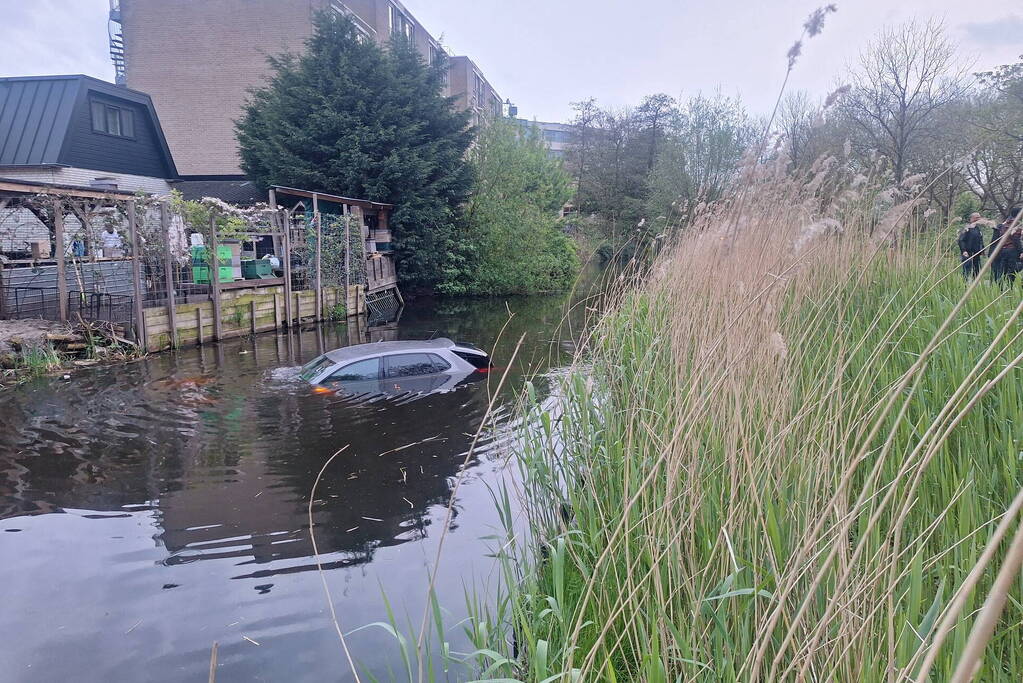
[{"xmin": 467, "ymin": 231, "xmax": 1023, "ymax": 681}]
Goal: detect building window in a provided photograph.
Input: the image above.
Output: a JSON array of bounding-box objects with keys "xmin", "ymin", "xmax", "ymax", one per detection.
[
  {"xmin": 545, "ymin": 129, "xmax": 577, "ymax": 144},
  {"xmin": 430, "ymin": 43, "xmax": 446, "ymax": 65},
  {"xmin": 390, "ymin": 5, "xmax": 413, "ymax": 42},
  {"xmin": 331, "ymin": 2, "xmax": 372, "ymax": 42},
  {"xmin": 90, "ymin": 100, "xmax": 134, "ymax": 138},
  {"xmin": 473, "ymin": 73, "xmax": 485, "ymax": 109}
]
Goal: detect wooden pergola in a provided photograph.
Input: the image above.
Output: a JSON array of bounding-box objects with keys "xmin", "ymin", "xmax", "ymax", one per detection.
[
  {"xmin": 0, "ymin": 177, "xmax": 146, "ymax": 337},
  {"xmin": 269, "ymin": 185, "xmax": 400, "ymax": 301}
]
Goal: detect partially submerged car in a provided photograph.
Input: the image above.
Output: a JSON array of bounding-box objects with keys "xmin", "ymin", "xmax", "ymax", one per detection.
[{"xmin": 299, "ymin": 338, "xmax": 492, "ymax": 397}]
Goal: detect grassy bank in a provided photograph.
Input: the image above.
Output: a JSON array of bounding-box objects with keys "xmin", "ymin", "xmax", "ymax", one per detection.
[{"xmin": 472, "ymin": 171, "xmax": 1023, "ymax": 680}]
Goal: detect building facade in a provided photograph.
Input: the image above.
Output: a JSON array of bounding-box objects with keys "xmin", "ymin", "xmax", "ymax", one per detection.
[
  {"xmin": 115, "ymin": 0, "xmax": 504, "ymax": 178},
  {"xmin": 517, "ymin": 119, "xmax": 580, "ymax": 160},
  {"xmin": 449, "ymin": 56, "xmax": 504, "ymax": 130}
]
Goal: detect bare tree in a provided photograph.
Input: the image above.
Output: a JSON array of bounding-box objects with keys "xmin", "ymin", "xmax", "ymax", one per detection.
[
  {"xmin": 634, "ymin": 93, "xmax": 677, "ymax": 170},
  {"xmin": 778, "ymin": 91, "xmax": 821, "ymax": 169},
  {"xmin": 978, "ymin": 55, "xmax": 1023, "ymax": 108},
  {"xmin": 645, "ymin": 93, "xmax": 757, "ymax": 229},
  {"xmin": 839, "ymin": 19, "xmax": 970, "ymax": 182},
  {"xmin": 567, "ymin": 98, "xmax": 601, "ymax": 193},
  {"xmin": 776, "ymin": 91, "xmax": 850, "ymax": 170},
  {"xmin": 914, "ymin": 98, "xmax": 975, "ymax": 220},
  {"xmin": 962, "ymin": 104, "xmax": 1023, "ymax": 217}
]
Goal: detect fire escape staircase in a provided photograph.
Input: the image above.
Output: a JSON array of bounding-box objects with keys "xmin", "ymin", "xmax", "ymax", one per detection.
[{"xmin": 109, "ymin": 0, "xmax": 126, "ymax": 85}]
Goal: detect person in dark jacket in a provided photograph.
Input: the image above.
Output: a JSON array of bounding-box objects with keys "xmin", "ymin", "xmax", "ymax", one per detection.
[
  {"xmin": 958, "ymin": 212, "xmax": 986, "ymax": 279},
  {"xmin": 991, "ymin": 206, "xmax": 1023, "ymax": 285}
]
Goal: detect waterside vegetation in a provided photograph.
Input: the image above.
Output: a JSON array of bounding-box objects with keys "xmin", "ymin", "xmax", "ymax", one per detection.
[
  {"xmin": 441, "ymin": 118, "xmax": 579, "ymax": 296},
  {"xmin": 474, "ymin": 161, "xmax": 1023, "ymax": 680}
]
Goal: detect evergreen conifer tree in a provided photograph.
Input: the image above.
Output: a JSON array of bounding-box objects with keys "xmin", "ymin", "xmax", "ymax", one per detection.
[{"xmin": 237, "ymin": 11, "xmax": 473, "ymax": 290}]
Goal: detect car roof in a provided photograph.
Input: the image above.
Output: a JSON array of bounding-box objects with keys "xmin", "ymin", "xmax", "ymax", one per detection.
[{"xmin": 323, "ymin": 338, "xmax": 458, "ymax": 364}]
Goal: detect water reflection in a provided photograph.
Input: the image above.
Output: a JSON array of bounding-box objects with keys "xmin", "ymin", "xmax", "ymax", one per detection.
[{"xmin": 0, "ymin": 289, "xmax": 587, "ymax": 682}]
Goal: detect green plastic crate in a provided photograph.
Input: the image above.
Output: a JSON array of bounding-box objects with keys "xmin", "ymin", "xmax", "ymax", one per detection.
[
  {"xmin": 191, "ymin": 245, "xmax": 232, "ymax": 267},
  {"xmin": 192, "ymin": 265, "xmax": 234, "ymax": 284},
  {"xmin": 242, "ymin": 259, "xmax": 274, "ymax": 279}
]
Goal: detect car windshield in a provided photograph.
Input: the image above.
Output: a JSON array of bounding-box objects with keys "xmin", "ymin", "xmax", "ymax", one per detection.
[{"xmin": 299, "ymin": 355, "xmax": 335, "ymax": 381}]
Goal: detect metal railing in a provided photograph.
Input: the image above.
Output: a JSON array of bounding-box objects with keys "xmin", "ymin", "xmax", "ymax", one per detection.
[
  {"xmin": 1, "ymin": 286, "xmax": 60, "ymax": 321},
  {"xmin": 1, "ymin": 286, "xmax": 134, "ymax": 330},
  {"xmin": 68, "ymin": 290, "xmax": 135, "ymax": 329}
]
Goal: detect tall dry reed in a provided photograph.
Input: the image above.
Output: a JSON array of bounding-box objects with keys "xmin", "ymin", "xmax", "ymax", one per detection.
[{"xmin": 476, "ymin": 158, "xmax": 1023, "ymax": 681}]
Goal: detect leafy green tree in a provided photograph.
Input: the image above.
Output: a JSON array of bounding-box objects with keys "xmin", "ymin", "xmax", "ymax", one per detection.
[
  {"xmin": 564, "ymin": 92, "xmax": 756, "ymax": 251},
  {"xmin": 441, "ymin": 119, "xmax": 578, "ymax": 296},
  {"xmin": 645, "ymin": 93, "xmax": 757, "ymax": 234},
  {"xmin": 236, "ymin": 11, "xmax": 473, "ymax": 291},
  {"xmin": 952, "ymin": 191, "xmax": 982, "ymax": 223}
]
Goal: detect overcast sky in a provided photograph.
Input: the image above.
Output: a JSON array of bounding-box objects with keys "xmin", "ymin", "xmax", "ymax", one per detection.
[{"xmin": 1, "ymin": 0, "xmax": 1020, "ymax": 122}]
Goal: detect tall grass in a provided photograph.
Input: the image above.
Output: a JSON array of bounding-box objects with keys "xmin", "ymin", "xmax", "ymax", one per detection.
[
  {"xmin": 466, "ymin": 163, "xmax": 1023, "ymax": 681},
  {"xmin": 17, "ymin": 343, "xmax": 63, "ymax": 375}
]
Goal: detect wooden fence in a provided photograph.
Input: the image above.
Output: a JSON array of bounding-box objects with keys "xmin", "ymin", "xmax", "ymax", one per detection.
[
  {"xmin": 1, "ymin": 182, "xmax": 397, "ymax": 353},
  {"xmin": 143, "ymin": 284, "xmax": 365, "ymax": 352}
]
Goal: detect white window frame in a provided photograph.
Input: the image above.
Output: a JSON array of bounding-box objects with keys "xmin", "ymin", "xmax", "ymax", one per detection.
[
  {"xmin": 389, "ymin": 4, "xmax": 414, "ymax": 42},
  {"xmin": 429, "ymin": 42, "xmax": 446, "ymax": 65},
  {"xmin": 330, "ymin": 2, "xmax": 373, "ymax": 41}
]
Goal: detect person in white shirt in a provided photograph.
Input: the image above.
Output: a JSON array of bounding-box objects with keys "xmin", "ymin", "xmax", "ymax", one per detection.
[{"xmin": 100, "ymin": 225, "xmax": 123, "ymax": 257}]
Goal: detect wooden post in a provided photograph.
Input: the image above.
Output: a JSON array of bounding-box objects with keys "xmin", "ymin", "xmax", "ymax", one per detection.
[
  {"xmin": 250, "ymin": 299, "xmax": 257, "ymax": 335},
  {"xmin": 280, "ymin": 208, "xmax": 293, "ymax": 327},
  {"xmin": 344, "ymin": 206, "xmax": 350, "ymax": 299},
  {"xmin": 197, "ymin": 307, "xmax": 204, "ymax": 345},
  {"xmin": 127, "ymin": 201, "xmax": 146, "ymax": 345},
  {"xmin": 160, "ymin": 202, "xmax": 179, "ymax": 348},
  {"xmin": 0, "ymin": 260, "xmax": 5, "ymax": 320},
  {"xmin": 313, "ymin": 193, "xmax": 322, "ymax": 323},
  {"xmin": 53, "ymin": 200, "xmax": 69, "ymax": 322},
  {"xmin": 209, "ymin": 214, "xmax": 223, "ymax": 341},
  {"xmin": 273, "ymin": 292, "xmax": 281, "ymax": 329}
]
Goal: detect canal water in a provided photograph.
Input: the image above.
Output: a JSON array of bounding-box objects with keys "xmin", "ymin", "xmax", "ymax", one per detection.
[{"xmin": 0, "ymin": 290, "xmax": 590, "ymax": 682}]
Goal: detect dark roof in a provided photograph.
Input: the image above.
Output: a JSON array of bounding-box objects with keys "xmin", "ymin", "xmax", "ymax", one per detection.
[
  {"xmin": 0, "ymin": 75, "xmax": 177, "ymax": 176},
  {"xmin": 0, "ymin": 176, "xmax": 136, "ymax": 199},
  {"xmin": 172, "ymin": 179, "xmax": 267, "ymax": 205}
]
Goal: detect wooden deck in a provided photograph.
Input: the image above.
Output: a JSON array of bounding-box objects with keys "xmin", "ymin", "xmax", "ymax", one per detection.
[{"xmin": 366, "ymin": 253, "xmax": 398, "ymax": 294}]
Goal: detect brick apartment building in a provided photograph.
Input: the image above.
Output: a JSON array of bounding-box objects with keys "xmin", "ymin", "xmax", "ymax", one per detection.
[{"xmin": 112, "ymin": 0, "xmax": 505, "ymax": 178}]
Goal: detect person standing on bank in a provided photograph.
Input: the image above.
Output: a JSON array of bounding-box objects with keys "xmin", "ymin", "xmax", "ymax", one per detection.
[
  {"xmin": 991, "ymin": 206, "xmax": 1023, "ymax": 286},
  {"xmin": 958, "ymin": 212, "xmax": 986, "ymax": 279}
]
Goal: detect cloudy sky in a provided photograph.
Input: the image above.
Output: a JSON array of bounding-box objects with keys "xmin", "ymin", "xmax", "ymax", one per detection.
[{"xmin": 1, "ymin": 0, "xmax": 1020, "ymax": 122}]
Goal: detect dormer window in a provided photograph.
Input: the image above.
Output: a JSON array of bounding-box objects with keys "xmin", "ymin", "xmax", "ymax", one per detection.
[{"xmin": 90, "ymin": 100, "xmax": 134, "ymax": 139}]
